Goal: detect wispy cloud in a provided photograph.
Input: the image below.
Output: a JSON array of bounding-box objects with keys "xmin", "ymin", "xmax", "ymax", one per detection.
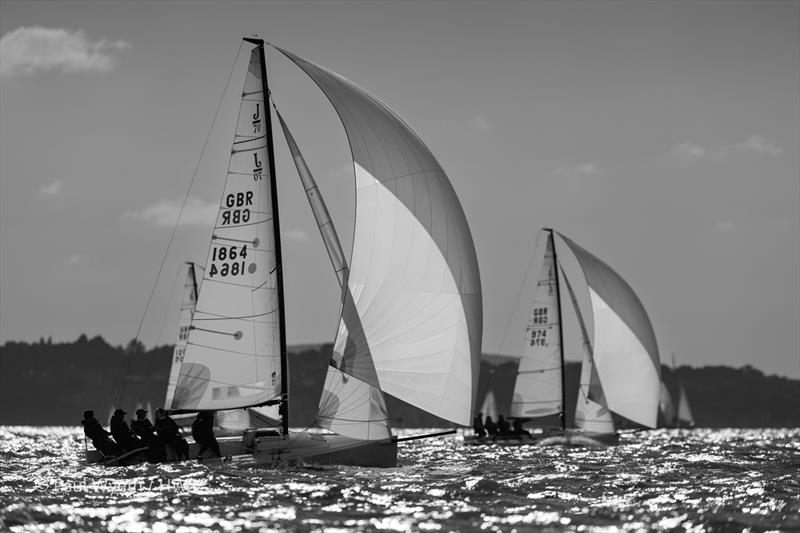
[
  {"xmin": 736, "ymin": 136, "xmax": 781, "ymax": 157},
  {"xmin": 67, "ymin": 253, "xmax": 85, "ymax": 265},
  {"xmin": 715, "ymin": 220, "xmax": 735, "ymax": 232},
  {"xmin": 39, "ymin": 181, "xmax": 63, "ymax": 196},
  {"xmin": 670, "ymin": 142, "xmax": 706, "ymax": 161},
  {"xmin": 124, "ymin": 198, "xmax": 218, "ymax": 227},
  {"xmin": 554, "ymin": 163, "xmax": 599, "ymax": 179},
  {"xmin": 468, "ymin": 114, "xmax": 491, "ymax": 133},
  {"xmin": 670, "ymin": 136, "xmax": 782, "ymax": 162},
  {"xmin": 285, "ymin": 228, "xmax": 309, "ymax": 242},
  {"xmin": 0, "ymin": 26, "xmax": 130, "ymax": 77}
]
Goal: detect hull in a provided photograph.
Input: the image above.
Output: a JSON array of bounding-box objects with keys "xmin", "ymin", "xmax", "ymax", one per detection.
[{"xmin": 85, "ymin": 430, "xmax": 398, "ymax": 467}]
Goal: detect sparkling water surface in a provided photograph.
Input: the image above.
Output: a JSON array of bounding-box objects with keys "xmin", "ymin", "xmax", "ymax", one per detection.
[{"xmin": 1, "ymin": 427, "xmax": 798, "ymax": 532}]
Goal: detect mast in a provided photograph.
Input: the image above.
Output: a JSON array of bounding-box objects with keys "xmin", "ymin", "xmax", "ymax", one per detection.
[
  {"xmin": 245, "ymin": 37, "xmax": 289, "ymax": 436},
  {"xmin": 545, "ymin": 228, "xmax": 567, "ymax": 431}
]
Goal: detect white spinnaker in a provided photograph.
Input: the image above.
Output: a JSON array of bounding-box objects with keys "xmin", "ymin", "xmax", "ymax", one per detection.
[
  {"xmin": 277, "ymin": 47, "xmax": 482, "ymax": 427},
  {"xmin": 559, "ymin": 261, "xmax": 615, "ymax": 434},
  {"xmin": 172, "ymin": 48, "xmax": 282, "ymax": 412},
  {"xmin": 165, "ymin": 263, "xmax": 197, "ymax": 408},
  {"xmin": 511, "ymin": 231, "xmax": 562, "ymax": 418},
  {"xmin": 344, "ymin": 163, "xmax": 473, "ymax": 424},
  {"xmin": 589, "ymin": 288, "xmax": 660, "ymax": 428},
  {"xmin": 677, "ymin": 384, "xmax": 694, "ymax": 425},
  {"xmin": 276, "ymin": 109, "xmax": 390, "ymax": 441}
]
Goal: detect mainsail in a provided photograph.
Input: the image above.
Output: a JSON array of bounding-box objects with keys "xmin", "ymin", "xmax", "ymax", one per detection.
[
  {"xmin": 171, "ymin": 47, "xmax": 283, "ymax": 414},
  {"xmin": 165, "ymin": 262, "xmax": 198, "ymax": 408},
  {"xmin": 276, "ymin": 47, "xmax": 483, "ymax": 426},
  {"xmin": 558, "ymin": 233, "xmax": 661, "ymax": 429},
  {"xmin": 510, "ymin": 231, "xmax": 563, "ymax": 419}
]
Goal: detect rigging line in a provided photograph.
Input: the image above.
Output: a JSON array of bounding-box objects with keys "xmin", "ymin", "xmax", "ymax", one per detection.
[{"xmin": 113, "ymin": 41, "xmax": 245, "ymax": 408}]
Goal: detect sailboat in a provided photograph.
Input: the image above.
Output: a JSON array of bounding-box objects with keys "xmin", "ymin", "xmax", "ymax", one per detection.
[
  {"xmin": 471, "ymin": 228, "xmax": 661, "ymax": 446},
  {"xmin": 659, "ymin": 355, "xmax": 695, "ymax": 429},
  {"xmin": 87, "ymin": 38, "xmax": 482, "ymax": 467}
]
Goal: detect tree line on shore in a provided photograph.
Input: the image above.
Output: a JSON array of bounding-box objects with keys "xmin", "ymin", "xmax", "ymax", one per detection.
[{"xmin": 1, "ymin": 335, "xmax": 797, "ymax": 427}]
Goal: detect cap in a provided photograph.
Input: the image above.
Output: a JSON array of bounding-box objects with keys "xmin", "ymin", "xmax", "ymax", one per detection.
[
  {"xmin": 113, "ymin": 408, "xmax": 127, "ymax": 416},
  {"xmin": 83, "ymin": 409, "xmax": 94, "ymax": 418},
  {"xmin": 135, "ymin": 408, "xmax": 147, "ymax": 416}
]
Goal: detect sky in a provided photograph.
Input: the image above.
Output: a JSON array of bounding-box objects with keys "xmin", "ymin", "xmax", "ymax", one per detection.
[{"xmin": 1, "ymin": 1, "xmax": 798, "ymax": 378}]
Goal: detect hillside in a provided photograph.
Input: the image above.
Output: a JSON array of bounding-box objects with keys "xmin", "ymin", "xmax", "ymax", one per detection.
[{"xmin": 1, "ymin": 336, "xmax": 797, "ymax": 427}]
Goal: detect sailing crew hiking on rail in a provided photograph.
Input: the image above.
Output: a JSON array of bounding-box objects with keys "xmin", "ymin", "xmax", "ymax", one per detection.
[{"xmin": 82, "ymin": 407, "xmax": 196, "ymax": 464}]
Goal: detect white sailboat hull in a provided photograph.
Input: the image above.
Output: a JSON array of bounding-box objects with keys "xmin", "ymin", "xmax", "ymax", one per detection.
[{"xmin": 85, "ymin": 430, "xmax": 398, "ymax": 467}]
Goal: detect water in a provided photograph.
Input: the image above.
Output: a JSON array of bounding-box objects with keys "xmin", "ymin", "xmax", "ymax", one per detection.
[{"xmin": 1, "ymin": 427, "xmax": 798, "ymax": 532}]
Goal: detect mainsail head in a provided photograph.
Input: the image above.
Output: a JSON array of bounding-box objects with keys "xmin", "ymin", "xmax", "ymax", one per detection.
[{"xmin": 275, "ymin": 46, "xmax": 483, "ymax": 426}]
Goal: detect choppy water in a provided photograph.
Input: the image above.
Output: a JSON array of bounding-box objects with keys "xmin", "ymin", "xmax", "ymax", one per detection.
[{"xmin": 1, "ymin": 427, "xmax": 798, "ymax": 532}]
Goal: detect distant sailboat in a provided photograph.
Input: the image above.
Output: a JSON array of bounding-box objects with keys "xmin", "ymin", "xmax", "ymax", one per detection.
[
  {"xmin": 477, "ymin": 228, "xmax": 661, "ymax": 445},
  {"xmin": 675, "ymin": 383, "xmax": 695, "ymax": 428},
  {"xmin": 660, "ymin": 354, "xmax": 695, "ymax": 429},
  {"xmin": 88, "ymin": 38, "xmax": 482, "ymax": 467}
]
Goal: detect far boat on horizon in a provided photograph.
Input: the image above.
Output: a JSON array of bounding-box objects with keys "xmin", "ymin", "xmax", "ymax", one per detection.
[
  {"xmin": 467, "ymin": 228, "xmax": 662, "ymax": 446},
  {"xmin": 659, "ymin": 354, "xmax": 695, "ymax": 428}
]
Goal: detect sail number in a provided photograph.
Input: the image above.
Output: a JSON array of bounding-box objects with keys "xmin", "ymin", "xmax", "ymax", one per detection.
[
  {"xmin": 209, "ymin": 245, "xmax": 249, "ymax": 278},
  {"xmin": 530, "ymin": 328, "xmax": 548, "ymax": 347},
  {"xmin": 532, "ymin": 307, "xmax": 549, "ymax": 325},
  {"xmin": 221, "ymin": 191, "xmax": 253, "ymax": 226}
]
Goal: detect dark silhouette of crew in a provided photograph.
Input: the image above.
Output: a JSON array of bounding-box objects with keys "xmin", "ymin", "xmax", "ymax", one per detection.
[
  {"xmin": 192, "ymin": 411, "xmax": 221, "ymax": 460},
  {"xmin": 110, "ymin": 409, "xmax": 144, "ymax": 452},
  {"xmin": 512, "ymin": 417, "xmax": 532, "ymax": 438},
  {"xmin": 131, "ymin": 408, "xmax": 166, "ymax": 462},
  {"xmin": 484, "ymin": 415, "xmax": 498, "ymax": 437},
  {"xmin": 497, "ymin": 414, "xmax": 511, "ymax": 436},
  {"xmin": 472, "ymin": 412, "xmax": 486, "ymax": 438},
  {"xmin": 154, "ymin": 408, "xmax": 189, "ymax": 461},
  {"xmin": 81, "ymin": 409, "xmax": 121, "ymax": 457}
]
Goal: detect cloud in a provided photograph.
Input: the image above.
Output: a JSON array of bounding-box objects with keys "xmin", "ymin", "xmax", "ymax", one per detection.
[
  {"xmin": 715, "ymin": 220, "xmax": 735, "ymax": 232},
  {"xmin": 554, "ymin": 163, "xmax": 599, "ymax": 179},
  {"xmin": 67, "ymin": 253, "xmax": 85, "ymax": 265},
  {"xmin": 285, "ymin": 228, "xmax": 309, "ymax": 242},
  {"xmin": 670, "ymin": 142, "xmax": 705, "ymax": 161},
  {"xmin": 39, "ymin": 181, "xmax": 63, "ymax": 196},
  {"xmin": 0, "ymin": 26, "xmax": 130, "ymax": 77},
  {"xmin": 737, "ymin": 136, "xmax": 781, "ymax": 157},
  {"xmin": 124, "ymin": 198, "xmax": 218, "ymax": 227},
  {"xmin": 468, "ymin": 114, "xmax": 491, "ymax": 133}
]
